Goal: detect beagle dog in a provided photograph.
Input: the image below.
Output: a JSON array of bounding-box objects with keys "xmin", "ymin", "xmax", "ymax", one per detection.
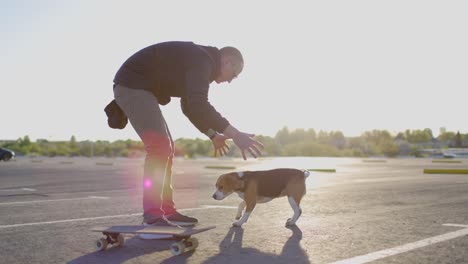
[{"xmin": 212, "ymin": 168, "xmax": 310, "ymax": 227}]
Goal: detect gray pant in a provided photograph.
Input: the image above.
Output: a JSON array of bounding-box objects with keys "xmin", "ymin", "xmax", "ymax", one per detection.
[{"xmin": 113, "ymin": 84, "xmax": 175, "ymax": 221}]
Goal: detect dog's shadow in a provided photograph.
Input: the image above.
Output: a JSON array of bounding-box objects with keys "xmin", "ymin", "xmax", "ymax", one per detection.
[
  {"xmin": 68, "ymin": 226, "xmax": 309, "ymax": 264},
  {"xmin": 202, "ymin": 225, "xmax": 310, "ymax": 264},
  {"xmin": 68, "ymin": 236, "xmax": 193, "ymax": 264}
]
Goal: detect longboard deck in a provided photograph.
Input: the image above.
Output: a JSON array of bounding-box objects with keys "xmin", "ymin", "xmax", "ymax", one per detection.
[{"xmin": 92, "ymin": 225, "xmax": 216, "ymax": 237}]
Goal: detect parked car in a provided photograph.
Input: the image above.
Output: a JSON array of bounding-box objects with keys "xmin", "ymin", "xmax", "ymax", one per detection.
[
  {"xmin": 0, "ymin": 147, "xmax": 15, "ymax": 161},
  {"xmin": 443, "ymin": 152, "xmax": 457, "ymax": 159}
]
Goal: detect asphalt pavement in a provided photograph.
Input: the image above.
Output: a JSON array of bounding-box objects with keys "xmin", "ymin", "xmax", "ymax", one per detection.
[{"xmin": 0, "ymin": 156, "xmax": 467, "ymax": 264}]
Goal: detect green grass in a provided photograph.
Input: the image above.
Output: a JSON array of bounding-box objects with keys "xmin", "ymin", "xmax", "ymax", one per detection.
[
  {"xmin": 431, "ymin": 160, "xmax": 462, "ymax": 164},
  {"xmin": 362, "ymin": 160, "xmax": 387, "ymax": 163},
  {"xmin": 307, "ymin": 169, "xmax": 336, "ymax": 173},
  {"xmin": 423, "ymin": 169, "xmax": 468, "ymax": 174},
  {"xmin": 205, "ymin": 165, "xmax": 236, "ymax": 170}
]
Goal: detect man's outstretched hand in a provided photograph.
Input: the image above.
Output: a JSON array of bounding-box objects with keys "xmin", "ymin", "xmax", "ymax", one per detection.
[
  {"xmin": 221, "ymin": 125, "xmax": 264, "ymax": 160},
  {"xmin": 232, "ymin": 132, "xmax": 264, "ymax": 160}
]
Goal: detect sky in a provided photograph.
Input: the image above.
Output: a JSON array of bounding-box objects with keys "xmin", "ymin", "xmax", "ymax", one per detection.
[{"xmin": 2, "ymin": 0, "xmax": 467, "ymax": 142}]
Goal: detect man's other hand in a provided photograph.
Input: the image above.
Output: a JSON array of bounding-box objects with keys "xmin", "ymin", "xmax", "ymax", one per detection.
[{"xmin": 212, "ymin": 134, "xmax": 230, "ymax": 157}]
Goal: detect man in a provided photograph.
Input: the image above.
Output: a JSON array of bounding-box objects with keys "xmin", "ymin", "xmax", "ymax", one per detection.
[{"xmin": 112, "ymin": 41, "xmax": 263, "ymax": 233}]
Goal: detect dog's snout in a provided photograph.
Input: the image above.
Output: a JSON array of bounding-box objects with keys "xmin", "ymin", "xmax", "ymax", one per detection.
[{"xmin": 212, "ymin": 190, "xmax": 223, "ymax": 200}]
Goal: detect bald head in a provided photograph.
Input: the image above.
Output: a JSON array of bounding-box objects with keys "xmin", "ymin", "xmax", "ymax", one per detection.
[
  {"xmin": 220, "ymin": 47, "xmax": 243, "ymax": 66},
  {"xmin": 216, "ymin": 46, "xmax": 244, "ymax": 84}
]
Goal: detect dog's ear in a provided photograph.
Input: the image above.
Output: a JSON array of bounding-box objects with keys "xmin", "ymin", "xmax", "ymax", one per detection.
[{"xmin": 234, "ymin": 175, "xmax": 245, "ymax": 190}]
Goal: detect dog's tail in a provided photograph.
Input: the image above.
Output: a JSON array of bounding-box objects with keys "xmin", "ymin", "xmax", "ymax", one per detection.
[{"xmin": 303, "ymin": 170, "xmax": 310, "ymax": 178}]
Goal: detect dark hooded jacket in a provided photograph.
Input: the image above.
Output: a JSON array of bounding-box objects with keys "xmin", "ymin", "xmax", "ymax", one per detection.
[{"xmin": 113, "ymin": 41, "xmax": 230, "ymax": 134}]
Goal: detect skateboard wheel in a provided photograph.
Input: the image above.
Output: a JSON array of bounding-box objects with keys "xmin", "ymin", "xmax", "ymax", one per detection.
[
  {"xmin": 116, "ymin": 234, "xmax": 125, "ymax": 246},
  {"xmin": 96, "ymin": 238, "xmax": 108, "ymax": 251},
  {"xmin": 170, "ymin": 241, "xmax": 186, "ymax": 256},
  {"xmin": 185, "ymin": 238, "xmax": 199, "ymax": 251}
]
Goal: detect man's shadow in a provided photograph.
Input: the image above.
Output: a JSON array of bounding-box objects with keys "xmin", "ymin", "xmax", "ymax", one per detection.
[
  {"xmin": 202, "ymin": 225, "xmax": 310, "ymax": 264},
  {"xmin": 68, "ymin": 226, "xmax": 309, "ymax": 264},
  {"xmin": 68, "ymin": 236, "xmax": 189, "ymax": 264}
]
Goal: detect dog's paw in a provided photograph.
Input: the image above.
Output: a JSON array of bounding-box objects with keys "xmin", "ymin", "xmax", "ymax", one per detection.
[
  {"xmin": 285, "ymin": 219, "xmax": 296, "ymax": 227},
  {"xmin": 232, "ymin": 221, "xmax": 243, "ymax": 227}
]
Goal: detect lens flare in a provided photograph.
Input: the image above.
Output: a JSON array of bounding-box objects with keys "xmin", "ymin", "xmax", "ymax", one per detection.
[{"xmin": 144, "ymin": 178, "xmax": 152, "ymax": 188}]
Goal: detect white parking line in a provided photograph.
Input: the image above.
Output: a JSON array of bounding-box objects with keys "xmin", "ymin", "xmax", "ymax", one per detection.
[
  {"xmin": 330, "ymin": 224, "xmax": 468, "ymax": 264},
  {"xmin": 201, "ymin": 205, "xmax": 238, "ymax": 209},
  {"xmin": 0, "ymin": 205, "xmax": 236, "ymax": 229},
  {"xmin": 0, "ymin": 188, "xmax": 37, "ymax": 192},
  {"xmin": 443, "ymin": 223, "xmax": 468, "ymax": 228},
  {"xmin": 352, "ymin": 177, "xmax": 419, "ymax": 183},
  {"xmin": 21, "ymin": 188, "xmax": 37, "ymax": 191},
  {"xmin": 0, "ymin": 196, "xmax": 109, "ymax": 205},
  {"xmin": 0, "ymin": 213, "xmax": 142, "ymax": 229}
]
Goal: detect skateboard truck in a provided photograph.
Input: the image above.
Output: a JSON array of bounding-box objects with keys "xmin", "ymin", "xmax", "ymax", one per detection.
[
  {"xmin": 169, "ymin": 236, "xmax": 199, "ymax": 256},
  {"xmin": 95, "ymin": 232, "xmax": 125, "ymax": 251}
]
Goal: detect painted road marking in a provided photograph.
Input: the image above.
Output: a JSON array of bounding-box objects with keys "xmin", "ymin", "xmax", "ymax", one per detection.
[
  {"xmin": 330, "ymin": 224, "xmax": 468, "ymax": 264},
  {"xmin": 443, "ymin": 223, "xmax": 468, "ymax": 228},
  {"xmin": 0, "ymin": 205, "xmax": 237, "ymax": 229},
  {"xmin": 0, "ymin": 188, "xmax": 37, "ymax": 192},
  {"xmin": 201, "ymin": 205, "xmax": 239, "ymax": 209},
  {"xmin": 352, "ymin": 176, "xmax": 419, "ymax": 183},
  {"xmin": 51, "ymin": 188, "xmax": 139, "ymax": 195},
  {"xmin": 0, "ymin": 196, "xmax": 109, "ymax": 205}
]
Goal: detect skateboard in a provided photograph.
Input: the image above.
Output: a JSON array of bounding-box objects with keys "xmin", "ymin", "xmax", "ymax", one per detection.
[{"xmin": 92, "ymin": 225, "xmax": 216, "ymax": 255}]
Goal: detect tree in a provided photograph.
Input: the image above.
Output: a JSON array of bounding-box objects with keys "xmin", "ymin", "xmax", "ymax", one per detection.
[
  {"xmin": 305, "ymin": 128, "xmax": 317, "ymax": 142},
  {"xmin": 455, "ymin": 131, "xmax": 462, "ymax": 148},
  {"xmin": 380, "ymin": 139, "xmax": 399, "ymax": 157},
  {"xmin": 438, "ymin": 131, "xmax": 455, "ymax": 145},
  {"xmin": 275, "ymin": 126, "xmax": 290, "ymax": 145},
  {"xmin": 423, "ymin": 128, "xmax": 434, "ymax": 139},
  {"xmin": 289, "ymin": 129, "xmax": 307, "ymax": 144},
  {"xmin": 317, "ymin": 130, "xmax": 330, "ymax": 144},
  {"xmin": 330, "ymin": 131, "xmax": 346, "ymax": 149},
  {"xmin": 395, "ymin": 132, "xmax": 405, "ymax": 141},
  {"xmin": 405, "ymin": 129, "xmax": 432, "ymax": 143},
  {"xmin": 255, "ymin": 135, "xmax": 281, "ymax": 156},
  {"xmin": 439, "ymin": 127, "xmax": 447, "ymax": 135},
  {"xmin": 17, "ymin": 135, "xmax": 33, "ymax": 155},
  {"xmin": 69, "ymin": 136, "xmax": 79, "ymax": 156}
]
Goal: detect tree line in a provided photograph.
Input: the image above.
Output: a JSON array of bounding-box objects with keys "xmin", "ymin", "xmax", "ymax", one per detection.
[{"xmin": 1, "ymin": 128, "xmax": 466, "ymax": 158}]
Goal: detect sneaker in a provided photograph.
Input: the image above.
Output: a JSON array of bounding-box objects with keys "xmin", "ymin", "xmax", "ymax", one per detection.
[
  {"xmin": 139, "ymin": 218, "xmax": 174, "ymax": 240},
  {"xmin": 165, "ymin": 211, "xmax": 198, "ymax": 226}
]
